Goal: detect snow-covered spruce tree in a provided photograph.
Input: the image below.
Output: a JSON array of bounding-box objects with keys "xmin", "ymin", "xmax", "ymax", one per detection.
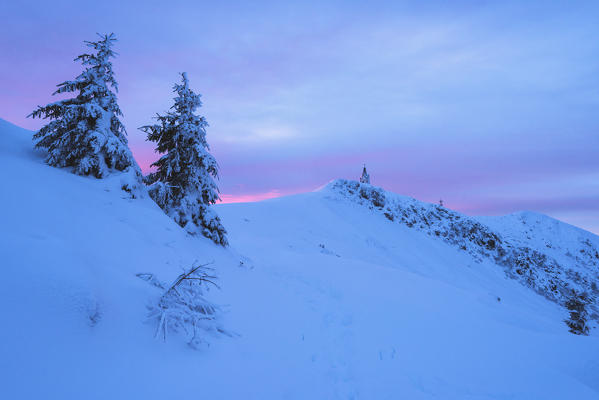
[
  {"xmin": 140, "ymin": 73, "xmax": 227, "ymax": 246},
  {"xmin": 28, "ymin": 33, "xmax": 142, "ymax": 193}
]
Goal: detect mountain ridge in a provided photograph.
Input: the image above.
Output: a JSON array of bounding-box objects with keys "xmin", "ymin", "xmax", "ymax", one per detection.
[{"xmin": 320, "ymin": 178, "xmax": 599, "ymax": 325}]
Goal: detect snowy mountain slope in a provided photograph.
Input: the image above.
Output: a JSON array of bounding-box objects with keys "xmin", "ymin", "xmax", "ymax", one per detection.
[
  {"xmin": 1, "ymin": 118, "xmax": 599, "ymax": 399},
  {"xmin": 320, "ymin": 179, "xmax": 599, "ymax": 321},
  {"xmin": 0, "ymin": 118, "xmax": 233, "ymax": 397},
  {"xmin": 480, "ymin": 210, "xmax": 599, "ymax": 279},
  {"xmin": 217, "ymin": 189, "xmax": 599, "ymax": 398}
]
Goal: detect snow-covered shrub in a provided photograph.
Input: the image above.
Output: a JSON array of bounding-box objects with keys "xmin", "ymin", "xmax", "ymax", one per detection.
[
  {"xmin": 359, "ymin": 185, "xmax": 385, "ymax": 208},
  {"xmin": 140, "ymin": 73, "xmax": 227, "ymax": 246},
  {"xmin": 28, "ymin": 33, "xmax": 143, "ymax": 193},
  {"xmin": 137, "ymin": 262, "xmax": 226, "ymax": 349},
  {"xmin": 565, "ymin": 291, "xmax": 591, "ymax": 335}
]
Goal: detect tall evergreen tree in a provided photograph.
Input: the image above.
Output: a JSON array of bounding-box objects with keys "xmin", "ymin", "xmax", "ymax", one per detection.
[
  {"xmin": 29, "ymin": 33, "xmax": 141, "ymax": 189},
  {"xmin": 141, "ymin": 73, "xmax": 228, "ymax": 246}
]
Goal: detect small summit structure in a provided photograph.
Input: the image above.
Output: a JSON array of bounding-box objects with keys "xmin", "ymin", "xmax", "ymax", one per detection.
[{"xmin": 359, "ymin": 164, "xmax": 370, "ymax": 184}]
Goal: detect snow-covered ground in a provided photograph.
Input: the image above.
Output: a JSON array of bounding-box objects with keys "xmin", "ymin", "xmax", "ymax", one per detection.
[{"xmin": 1, "ymin": 118, "xmax": 598, "ymax": 399}]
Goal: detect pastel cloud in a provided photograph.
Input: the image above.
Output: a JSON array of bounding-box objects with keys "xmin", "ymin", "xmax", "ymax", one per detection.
[{"xmin": 1, "ymin": 0, "xmax": 598, "ymax": 233}]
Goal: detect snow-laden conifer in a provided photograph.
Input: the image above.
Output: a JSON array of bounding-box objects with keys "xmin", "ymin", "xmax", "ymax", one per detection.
[
  {"xmin": 141, "ymin": 73, "xmax": 228, "ymax": 246},
  {"xmin": 29, "ymin": 33, "xmax": 142, "ymax": 192}
]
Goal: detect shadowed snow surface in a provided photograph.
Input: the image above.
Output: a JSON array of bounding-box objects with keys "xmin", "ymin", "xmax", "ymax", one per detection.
[{"xmin": 1, "ymin": 118, "xmax": 598, "ymax": 399}]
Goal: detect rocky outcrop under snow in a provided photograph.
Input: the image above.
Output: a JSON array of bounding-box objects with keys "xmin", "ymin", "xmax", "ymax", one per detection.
[{"xmin": 323, "ymin": 179, "xmax": 599, "ymax": 324}]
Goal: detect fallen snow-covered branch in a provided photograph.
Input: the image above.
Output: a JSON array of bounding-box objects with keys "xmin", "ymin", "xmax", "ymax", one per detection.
[{"xmin": 137, "ymin": 261, "xmax": 227, "ymax": 349}]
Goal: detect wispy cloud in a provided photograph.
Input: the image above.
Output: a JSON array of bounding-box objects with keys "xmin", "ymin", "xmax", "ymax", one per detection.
[{"xmin": 1, "ymin": 0, "xmax": 598, "ymax": 233}]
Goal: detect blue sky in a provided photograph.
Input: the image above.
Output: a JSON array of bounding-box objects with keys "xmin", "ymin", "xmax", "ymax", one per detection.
[{"xmin": 1, "ymin": 0, "xmax": 598, "ymax": 232}]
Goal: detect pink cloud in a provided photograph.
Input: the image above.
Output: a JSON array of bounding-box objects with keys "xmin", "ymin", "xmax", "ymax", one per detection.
[{"xmin": 219, "ymin": 190, "xmax": 283, "ymax": 204}]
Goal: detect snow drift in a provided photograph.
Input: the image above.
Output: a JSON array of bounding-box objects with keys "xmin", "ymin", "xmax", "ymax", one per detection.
[{"xmin": 1, "ymin": 118, "xmax": 599, "ymax": 399}]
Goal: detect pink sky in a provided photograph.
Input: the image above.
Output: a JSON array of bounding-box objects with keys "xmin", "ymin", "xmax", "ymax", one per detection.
[{"xmin": 1, "ymin": 1, "xmax": 598, "ymax": 233}]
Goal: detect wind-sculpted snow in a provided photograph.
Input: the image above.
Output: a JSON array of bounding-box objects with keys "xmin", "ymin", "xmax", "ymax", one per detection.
[{"xmin": 324, "ymin": 179, "xmax": 599, "ymax": 324}]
